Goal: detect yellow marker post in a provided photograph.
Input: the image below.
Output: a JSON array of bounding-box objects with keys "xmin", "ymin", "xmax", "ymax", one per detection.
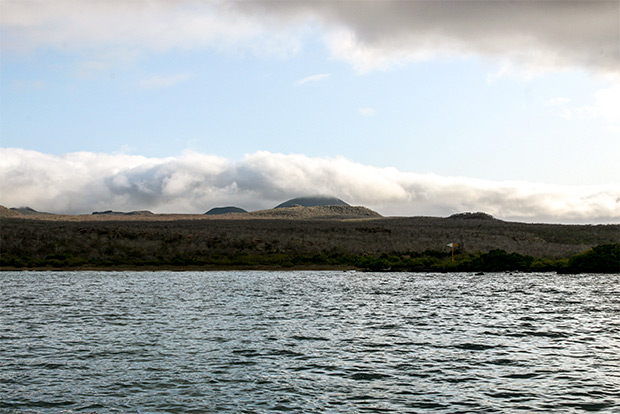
[{"xmin": 447, "ymin": 243, "xmax": 458, "ymax": 263}]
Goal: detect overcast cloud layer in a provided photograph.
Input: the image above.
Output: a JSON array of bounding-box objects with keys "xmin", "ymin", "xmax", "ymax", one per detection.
[
  {"xmin": 235, "ymin": 0, "xmax": 620, "ymax": 74},
  {"xmin": 1, "ymin": 148, "xmax": 618, "ymax": 224},
  {"xmin": 3, "ymin": 0, "xmax": 618, "ymax": 74}
]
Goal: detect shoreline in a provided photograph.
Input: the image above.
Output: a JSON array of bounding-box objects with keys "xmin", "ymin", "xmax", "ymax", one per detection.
[
  {"xmin": 1, "ymin": 266, "xmax": 616, "ymax": 274},
  {"xmin": 0, "ymin": 264, "xmax": 358, "ymax": 272}
]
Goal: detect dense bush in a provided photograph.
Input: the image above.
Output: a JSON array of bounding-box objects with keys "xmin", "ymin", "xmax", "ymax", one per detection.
[
  {"xmin": 564, "ymin": 244, "xmax": 619, "ymax": 273},
  {"xmin": 461, "ymin": 249, "xmax": 535, "ymax": 272}
]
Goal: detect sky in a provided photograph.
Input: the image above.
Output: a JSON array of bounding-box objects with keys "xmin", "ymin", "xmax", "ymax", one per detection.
[{"xmin": 1, "ymin": 0, "xmax": 619, "ymax": 223}]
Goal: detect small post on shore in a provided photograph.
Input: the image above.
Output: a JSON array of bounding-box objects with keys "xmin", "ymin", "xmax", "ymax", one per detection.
[{"xmin": 447, "ymin": 243, "xmax": 458, "ymax": 263}]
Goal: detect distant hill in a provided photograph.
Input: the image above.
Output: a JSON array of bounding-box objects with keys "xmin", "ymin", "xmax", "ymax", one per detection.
[
  {"xmin": 1, "ymin": 205, "xmax": 23, "ymax": 218},
  {"xmin": 248, "ymin": 205, "xmax": 381, "ymax": 220},
  {"xmin": 275, "ymin": 196, "xmax": 349, "ymax": 209},
  {"xmin": 9, "ymin": 206, "xmax": 54, "ymax": 216},
  {"xmin": 92, "ymin": 210, "xmax": 154, "ymax": 216},
  {"xmin": 205, "ymin": 207, "xmax": 248, "ymax": 215},
  {"xmin": 448, "ymin": 212, "xmax": 496, "ymax": 220}
]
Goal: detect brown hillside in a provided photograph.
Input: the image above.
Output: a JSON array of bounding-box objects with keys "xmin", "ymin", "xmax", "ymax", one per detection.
[
  {"xmin": 244, "ymin": 205, "xmax": 381, "ymax": 220},
  {"xmin": 0, "ymin": 205, "xmax": 22, "ymax": 218}
]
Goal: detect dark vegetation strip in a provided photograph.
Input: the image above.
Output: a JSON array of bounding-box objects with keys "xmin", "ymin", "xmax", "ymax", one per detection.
[
  {"xmin": 1, "ymin": 245, "xmax": 618, "ymax": 273},
  {"xmin": 1, "ymin": 218, "xmax": 618, "ymax": 273}
]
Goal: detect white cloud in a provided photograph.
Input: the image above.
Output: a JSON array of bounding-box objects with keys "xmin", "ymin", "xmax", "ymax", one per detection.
[
  {"xmin": 546, "ymin": 82, "xmax": 620, "ymax": 131},
  {"xmin": 1, "ymin": 148, "xmax": 618, "ymax": 223},
  {"xmin": 593, "ymin": 83, "xmax": 620, "ymax": 133},
  {"xmin": 359, "ymin": 107, "xmax": 375, "ymax": 116},
  {"xmin": 139, "ymin": 73, "xmax": 192, "ymax": 89},
  {"xmin": 295, "ymin": 73, "xmax": 331, "ymax": 86},
  {"xmin": 546, "ymin": 96, "xmax": 574, "ymax": 119},
  {"xmin": 1, "ymin": 0, "xmax": 301, "ymax": 59}
]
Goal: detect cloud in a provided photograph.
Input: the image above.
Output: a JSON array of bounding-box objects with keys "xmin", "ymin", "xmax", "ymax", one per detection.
[
  {"xmin": 546, "ymin": 82, "xmax": 620, "ymax": 131},
  {"xmin": 233, "ymin": 0, "xmax": 620, "ymax": 75},
  {"xmin": 295, "ymin": 73, "xmax": 331, "ymax": 86},
  {"xmin": 359, "ymin": 107, "xmax": 375, "ymax": 116},
  {"xmin": 139, "ymin": 73, "xmax": 191, "ymax": 89},
  {"xmin": 2, "ymin": 0, "xmax": 617, "ymax": 75},
  {"xmin": 1, "ymin": 0, "xmax": 301, "ymax": 58},
  {"xmin": 546, "ymin": 96, "xmax": 575, "ymax": 120},
  {"xmin": 1, "ymin": 148, "xmax": 618, "ymax": 223},
  {"xmin": 593, "ymin": 83, "xmax": 620, "ymax": 132}
]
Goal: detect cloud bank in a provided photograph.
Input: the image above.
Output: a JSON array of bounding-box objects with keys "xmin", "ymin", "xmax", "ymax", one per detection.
[
  {"xmin": 1, "ymin": 148, "xmax": 618, "ymax": 224},
  {"xmin": 3, "ymin": 0, "xmax": 618, "ymax": 75}
]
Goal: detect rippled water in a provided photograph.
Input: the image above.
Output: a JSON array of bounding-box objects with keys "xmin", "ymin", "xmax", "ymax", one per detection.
[{"xmin": 1, "ymin": 271, "xmax": 619, "ymax": 413}]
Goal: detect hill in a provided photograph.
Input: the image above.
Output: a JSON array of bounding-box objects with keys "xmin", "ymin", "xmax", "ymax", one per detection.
[
  {"xmin": 448, "ymin": 212, "xmax": 496, "ymax": 220},
  {"xmin": 275, "ymin": 196, "xmax": 349, "ymax": 208},
  {"xmin": 246, "ymin": 205, "xmax": 381, "ymax": 220},
  {"xmin": 9, "ymin": 206, "xmax": 55, "ymax": 216},
  {"xmin": 92, "ymin": 210, "xmax": 154, "ymax": 216},
  {"xmin": 1, "ymin": 206, "xmax": 57, "ymax": 218},
  {"xmin": 205, "ymin": 207, "xmax": 248, "ymax": 215},
  {"xmin": 10, "ymin": 206, "xmax": 38, "ymax": 215},
  {"xmin": 1, "ymin": 206, "xmax": 22, "ymax": 218}
]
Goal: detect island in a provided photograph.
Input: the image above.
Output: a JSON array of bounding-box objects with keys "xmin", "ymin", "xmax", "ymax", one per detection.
[{"xmin": 0, "ymin": 201, "xmax": 618, "ymax": 273}]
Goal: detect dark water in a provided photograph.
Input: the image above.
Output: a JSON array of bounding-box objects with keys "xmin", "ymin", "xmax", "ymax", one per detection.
[{"xmin": 1, "ymin": 271, "xmax": 619, "ymax": 413}]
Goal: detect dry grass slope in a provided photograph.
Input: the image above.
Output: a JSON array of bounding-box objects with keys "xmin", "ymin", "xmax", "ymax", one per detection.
[
  {"xmin": 0, "ymin": 206, "xmax": 22, "ymax": 218},
  {"xmin": 243, "ymin": 205, "xmax": 381, "ymax": 220}
]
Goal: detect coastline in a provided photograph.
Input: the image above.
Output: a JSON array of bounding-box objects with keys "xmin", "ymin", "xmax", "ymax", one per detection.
[
  {"xmin": 0, "ymin": 264, "xmax": 359, "ymax": 272},
  {"xmin": 2, "ymin": 215, "xmax": 618, "ymax": 274},
  {"xmin": 1, "ymin": 265, "xmax": 616, "ymax": 274}
]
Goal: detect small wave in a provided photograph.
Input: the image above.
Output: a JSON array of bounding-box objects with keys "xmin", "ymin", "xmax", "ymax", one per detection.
[
  {"xmin": 267, "ymin": 349, "xmax": 305, "ymax": 358},
  {"xmin": 521, "ymin": 330, "xmax": 570, "ymax": 338},
  {"xmin": 408, "ymin": 401, "xmax": 450, "ymax": 409},
  {"xmin": 349, "ymin": 372, "xmax": 392, "ymax": 381},
  {"xmin": 561, "ymin": 401, "xmax": 614, "ymax": 411},
  {"xmin": 76, "ymin": 402, "xmax": 108, "ymax": 411},
  {"xmin": 503, "ymin": 372, "xmax": 540, "ymax": 379},
  {"xmin": 453, "ymin": 343, "xmax": 499, "ymax": 351},
  {"xmin": 33, "ymin": 362, "xmax": 66, "ymax": 370},
  {"xmin": 486, "ymin": 391, "xmax": 536, "ymax": 399},
  {"xmin": 290, "ymin": 335, "xmax": 329, "ymax": 341},
  {"xmin": 0, "ymin": 399, "xmax": 76, "ymax": 409},
  {"xmin": 293, "ymin": 363, "xmax": 338, "ymax": 372},
  {"xmin": 231, "ymin": 349, "xmax": 262, "ymax": 357},
  {"xmin": 487, "ymin": 358, "xmax": 517, "ymax": 365}
]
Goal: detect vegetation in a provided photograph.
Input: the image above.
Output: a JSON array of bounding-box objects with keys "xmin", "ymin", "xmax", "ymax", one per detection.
[
  {"xmin": 1, "ymin": 215, "xmax": 617, "ymax": 273},
  {"xmin": 563, "ymin": 244, "xmax": 619, "ymax": 273}
]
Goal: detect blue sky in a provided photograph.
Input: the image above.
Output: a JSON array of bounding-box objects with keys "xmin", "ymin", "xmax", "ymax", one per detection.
[{"xmin": 1, "ymin": 1, "xmax": 619, "ymax": 222}]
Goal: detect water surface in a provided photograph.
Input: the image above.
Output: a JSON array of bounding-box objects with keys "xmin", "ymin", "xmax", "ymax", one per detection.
[{"xmin": 1, "ymin": 271, "xmax": 619, "ymax": 413}]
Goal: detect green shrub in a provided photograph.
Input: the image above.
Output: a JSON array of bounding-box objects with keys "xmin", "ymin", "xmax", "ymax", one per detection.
[{"xmin": 566, "ymin": 244, "xmax": 619, "ymax": 273}]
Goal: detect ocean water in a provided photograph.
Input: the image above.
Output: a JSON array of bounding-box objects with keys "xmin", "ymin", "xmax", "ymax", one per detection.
[{"xmin": 1, "ymin": 271, "xmax": 619, "ymax": 413}]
